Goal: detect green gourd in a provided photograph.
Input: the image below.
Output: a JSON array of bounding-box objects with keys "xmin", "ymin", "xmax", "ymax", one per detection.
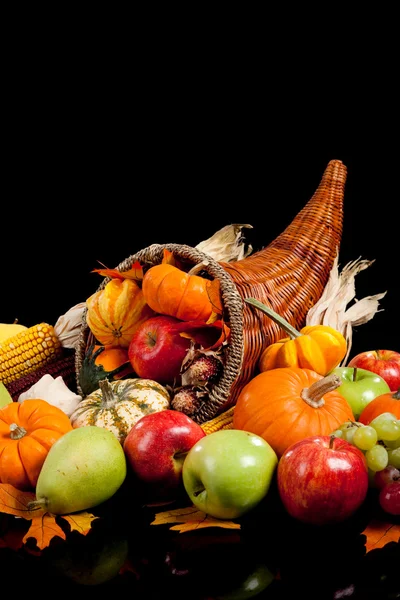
[{"xmin": 28, "ymin": 426, "xmax": 127, "ymax": 515}]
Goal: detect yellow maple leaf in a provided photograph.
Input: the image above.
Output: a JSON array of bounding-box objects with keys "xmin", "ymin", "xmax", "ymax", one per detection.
[{"xmin": 151, "ymin": 505, "xmax": 241, "ymax": 533}]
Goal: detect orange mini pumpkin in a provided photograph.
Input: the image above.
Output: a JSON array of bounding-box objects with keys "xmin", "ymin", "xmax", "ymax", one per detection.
[
  {"xmin": 358, "ymin": 388, "xmax": 400, "ymax": 425},
  {"xmin": 0, "ymin": 399, "xmax": 73, "ymax": 490},
  {"xmin": 142, "ymin": 263, "xmax": 219, "ymax": 322},
  {"xmin": 233, "ymin": 367, "xmax": 354, "ymax": 458}
]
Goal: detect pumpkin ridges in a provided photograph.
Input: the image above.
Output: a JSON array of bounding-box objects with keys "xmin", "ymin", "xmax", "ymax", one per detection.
[
  {"xmin": 0, "ymin": 399, "xmax": 73, "ymax": 490},
  {"xmin": 233, "ymin": 367, "xmax": 354, "ymax": 457}
]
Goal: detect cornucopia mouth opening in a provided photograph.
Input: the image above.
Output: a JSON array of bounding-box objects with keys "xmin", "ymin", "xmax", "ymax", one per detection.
[{"xmin": 73, "ymin": 159, "xmax": 348, "ymax": 424}]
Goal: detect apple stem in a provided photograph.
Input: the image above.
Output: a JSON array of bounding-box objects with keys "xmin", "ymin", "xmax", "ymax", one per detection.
[
  {"xmin": 329, "ymin": 435, "xmax": 336, "ymax": 449},
  {"xmin": 352, "ymin": 367, "xmax": 358, "ymax": 382},
  {"xmin": 244, "ymin": 298, "xmax": 301, "ymax": 339},
  {"xmin": 98, "ymin": 379, "xmax": 117, "ymax": 408},
  {"xmin": 300, "ymin": 374, "xmax": 342, "ymax": 409}
]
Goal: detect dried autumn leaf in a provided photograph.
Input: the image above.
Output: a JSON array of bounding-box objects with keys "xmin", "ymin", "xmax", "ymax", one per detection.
[
  {"xmin": 362, "ymin": 519, "xmax": 400, "ymax": 553},
  {"xmin": 92, "ymin": 260, "xmax": 144, "ymax": 282},
  {"xmin": 23, "ymin": 511, "xmax": 98, "ymax": 551},
  {"xmin": 0, "ymin": 484, "xmax": 37, "ymax": 519},
  {"xmin": 151, "ymin": 505, "xmax": 241, "ymax": 533}
]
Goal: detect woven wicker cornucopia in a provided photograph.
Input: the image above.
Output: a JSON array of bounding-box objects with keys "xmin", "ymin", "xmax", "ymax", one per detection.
[{"xmin": 75, "ymin": 159, "xmax": 346, "ymax": 424}]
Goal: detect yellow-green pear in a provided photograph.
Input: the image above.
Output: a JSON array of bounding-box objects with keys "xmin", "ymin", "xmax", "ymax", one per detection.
[
  {"xmin": 0, "ymin": 382, "xmax": 13, "ymax": 408},
  {"xmin": 29, "ymin": 426, "xmax": 127, "ymax": 515},
  {"xmin": 0, "ymin": 321, "xmax": 28, "ymax": 343}
]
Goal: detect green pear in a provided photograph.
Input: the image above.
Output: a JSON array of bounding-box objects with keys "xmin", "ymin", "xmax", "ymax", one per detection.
[
  {"xmin": 0, "ymin": 382, "xmax": 13, "ymax": 408},
  {"xmin": 30, "ymin": 426, "xmax": 127, "ymax": 515}
]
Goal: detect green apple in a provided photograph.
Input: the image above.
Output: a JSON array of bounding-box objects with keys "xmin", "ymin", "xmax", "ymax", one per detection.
[
  {"xmin": 331, "ymin": 366, "xmax": 391, "ymax": 419},
  {"xmin": 0, "ymin": 382, "xmax": 13, "ymax": 408},
  {"xmin": 182, "ymin": 429, "xmax": 278, "ymax": 520}
]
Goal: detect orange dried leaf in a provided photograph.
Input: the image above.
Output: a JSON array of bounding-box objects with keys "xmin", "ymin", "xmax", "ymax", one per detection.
[
  {"xmin": 24, "ymin": 513, "xmax": 67, "ymax": 550},
  {"xmin": 23, "ymin": 510, "xmax": 97, "ymax": 551},
  {"xmin": 61, "ymin": 512, "xmax": 98, "ymax": 536},
  {"xmin": 207, "ymin": 279, "xmax": 223, "ymax": 316},
  {"xmin": 162, "ymin": 249, "xmax": 176, "ymax": 265},
  {"xmin": 0, "ymin": 484, "xmax": 38, "ymax": 520},
  {"xmin": 151, "ymin": 505, "xmax": 240, "ymax": 533},
  {"xmin": 362, "ymin": 519, "xmax": 400, "ymax": 553},
  {"xmin": 92, "ymin": 261, "xmax": 144, "ymax": 281}
]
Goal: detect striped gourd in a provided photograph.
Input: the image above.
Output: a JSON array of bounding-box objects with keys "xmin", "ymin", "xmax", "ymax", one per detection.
[
  {"xmin": 0, "ymin": 323, "xmax": 63, "ymax": 385},
  {"xmin": 70, "ymin": 378, "xmax": 171, "ymax": 444}
]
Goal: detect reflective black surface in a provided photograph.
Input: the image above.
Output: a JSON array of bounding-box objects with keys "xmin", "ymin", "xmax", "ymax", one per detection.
[{"xmin": 1, "ymin": 475, "xmax": 399, "ymax": 599}]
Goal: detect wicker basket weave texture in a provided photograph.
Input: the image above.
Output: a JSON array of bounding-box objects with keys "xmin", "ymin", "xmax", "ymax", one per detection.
[
  {"xmin": 221, "ymin": 158, "xmax": 346, "ymax": 409},
  {"xmin": 75, "ymin": 159, "xmax": 346, "ymax": 424}
]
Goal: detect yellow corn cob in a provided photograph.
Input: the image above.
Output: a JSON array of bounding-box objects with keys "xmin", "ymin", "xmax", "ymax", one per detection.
[
  {"xmin": 0, "ymin": 323, "xmax": 63, "ymax": 385},
  {"xmin": 201, "ymin": 405, "xmax": 235, "ymax": 434}
]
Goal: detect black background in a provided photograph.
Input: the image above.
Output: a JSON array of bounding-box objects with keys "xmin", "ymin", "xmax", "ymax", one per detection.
[
  {"xmin": 3, "ymin": 54, "xmax": 399, "ymax": 361},
  {"xmin": 4, "ymin": 137, "xmax": 398, "ymax": 361}
]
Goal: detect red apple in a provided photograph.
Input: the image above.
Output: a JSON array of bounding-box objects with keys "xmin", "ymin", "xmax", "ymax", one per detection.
[
  {"xmin": 128, "ymin": 315, "xmax": 191, "ymax": 384},
  {"xmin": 348, "ymin": 350, "xmax": 400, "ymax": 392},
  {"xmin": 277, "ymin": 435, "xmax": 369, "ymax": 525},
  {"xmin": 123, "ymin": 409, "xmax": 206, "ymax": 502}
]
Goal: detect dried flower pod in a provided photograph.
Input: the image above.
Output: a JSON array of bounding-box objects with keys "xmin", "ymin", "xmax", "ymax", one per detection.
[
  {"xmin": 171, "ymin": 386, "xmax": 207, "ymax": 416},
  {"xmin": 181, "ymin": 355, "xmax": 223, "ymax": 387}
]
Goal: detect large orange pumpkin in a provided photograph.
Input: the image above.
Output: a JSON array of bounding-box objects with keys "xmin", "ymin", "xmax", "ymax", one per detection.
[
  {"xmin": 142, "ymin": 263, "xmax": 216, "ymax": 322},
  {"xmin": 0, "ymin": 399, "xmax": 73, "ymax": 490},
  {"xmin": 233, "ymin": 367, "xmax": 354, "ymax": 458},
  {"xmin": 358, "ymin": 388, "xmax": 400, "ymax": 425},
  {"xmin": 86, "ymin": 278, "xmax": 155, "ymax": 347}
]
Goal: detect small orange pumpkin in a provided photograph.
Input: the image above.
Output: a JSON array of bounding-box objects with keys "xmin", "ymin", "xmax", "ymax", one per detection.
[
  {"xmin": 358, "ymin": 388, "xmax": 400, "ymax": 425},
  {"xmin": 142, "ymin": 263, "xmax": 219, "ymax": 322},
  {"xmin": 233, "ymin": 367, "xmax": 354, "ymax": 458},
  {"xmin": 0, "ymin": 399, "xmax": 73, "ymax": 490},
  {"xmin": 245, "ymin": 298, "xmax": 347, "ymax": 376},
  {"xmin": 86, "ymin": 277, "xmax": 155, "ymax": 347}
]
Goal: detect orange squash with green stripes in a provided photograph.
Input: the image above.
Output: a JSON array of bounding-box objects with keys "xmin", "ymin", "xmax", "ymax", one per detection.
[{"xmin": 86, "ymin": 277, "xmax": 155, "ymax": 348}]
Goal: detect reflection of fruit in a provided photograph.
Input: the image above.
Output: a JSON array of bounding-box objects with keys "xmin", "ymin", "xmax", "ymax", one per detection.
[
  {"xmin": 123, "ymin": 409, "xmax": 205, "ymax": 502},
  {"xmin": 0, "ymin": 382, "xmax": 13, "ymax": 408},
  {"xmin": 0, "ymin": 321, "xmax": 27, "ymax": 343},
  {"xmin": 183, "ymin": 429, "xmax": 278, "ymax": 519},
  {"xmin": 51, "ymin": 535, "xmax": 129, "ymax": 586},
  {"xmin": 331, "ymin": 366, "xmax": 390, "ymax": 420},
  {"xmin": 128, "ymin": 315, "xmax": 191, "ymax": 383},
  {"xmin": 215, "ymin": 562, "xmax": 275, "ymax": 599},
  {"xmin": 277, "ymin": 435, "xmax": 369, "ymax": 525},
  {"xmin": 348, "ymin": 349, "xmax": 400, "ymax": 392},
  {"xmin": 379, "ymin": 481, "xmax": 400, "ymax": 515},
  {"xmin": 29, "ymin": 426, "xmax": 127, "ymax": 514}
]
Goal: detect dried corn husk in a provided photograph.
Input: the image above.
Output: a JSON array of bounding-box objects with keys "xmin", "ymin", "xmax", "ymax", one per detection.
[
  {"xmin": 306, "ymin": 254, "xmax": 387, "ymax": 365},
  {"xmin": 195, "ymin": 224, "xmax": 253, "ymax": 262},
  {"xmin": 54, "ymin": 302, "xmax": 86, "ymax": 349}
]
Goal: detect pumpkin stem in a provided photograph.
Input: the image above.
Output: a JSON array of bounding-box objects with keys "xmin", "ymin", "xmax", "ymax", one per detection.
[
  {"xmin": 300, "ymin": 374, "xmax": 342, "ymax": 409},
  {"xmin": 98, "ymin": 379, "xmax": 117, "ymax": 409},
  {"xmin": 244, "ymin": 298, "xmax": 301, "ymax": 340},
  {"xmin": 9, "ymin": 423, "xmax": 27, "ymax": 440}
]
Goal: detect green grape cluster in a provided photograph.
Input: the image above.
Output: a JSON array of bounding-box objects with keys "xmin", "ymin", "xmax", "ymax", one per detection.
[{"xmin": 332, "ymin": 412, "xmax": 400, "ymax": 473}]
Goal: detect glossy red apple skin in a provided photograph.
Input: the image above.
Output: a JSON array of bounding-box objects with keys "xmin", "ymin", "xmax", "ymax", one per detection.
[
  {"xmin": 277, "ymin": 435, "xmax": 369, "ymax": 525},
  {"xmin": 348, "ymin": 350, "xmax": 400, "ymax": 392},
  {"xmin": 128, "ymin": 315, "xmax": 191, "ymax": 384},
  {"xmin": 123, "ymin": 409, "xmax": 206, "ymax": 501}
]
